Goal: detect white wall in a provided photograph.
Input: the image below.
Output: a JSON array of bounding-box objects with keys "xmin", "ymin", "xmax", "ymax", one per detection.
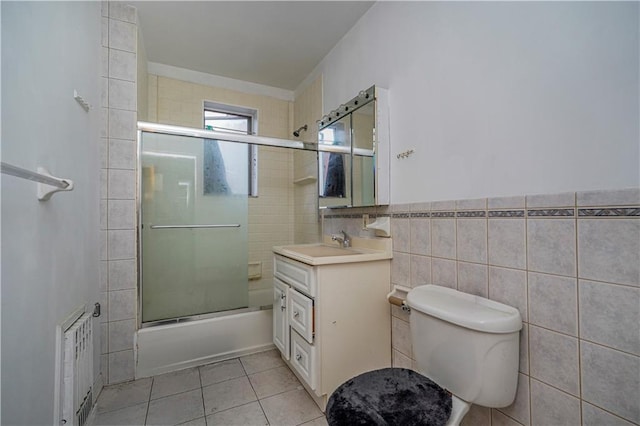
[
  {"xmin": 302, "ymin": 2, "xmax": 639, "ymax": 203},
  {"xmin": 1, "ymin": 2, "xmax": 101, "ymax": 424}
]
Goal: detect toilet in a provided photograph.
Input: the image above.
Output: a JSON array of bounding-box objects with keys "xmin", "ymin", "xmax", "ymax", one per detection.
[{"xmin": 326, "ymin": 285, "xmax": 522, "ymax": 426}]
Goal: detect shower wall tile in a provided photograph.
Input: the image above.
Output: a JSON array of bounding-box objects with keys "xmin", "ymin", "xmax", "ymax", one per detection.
[
  {"xmin": 498, "ymin": 373, "xmax": 530, "ymax": 426},
  {"xmin": 391, "ymin": 217, "xmax": 410, "ymax": 253},
  {"xmin": 108, "ymin": 169, "xmax": 135, "ymax": 199},
  {"xmin": 100, "ymin": 230, "xmax": 108, "ymax": 260},
  {"xmin": 530, "ymin": 379, "xmax": 581, "ymax": 426},
  {"xmin": 101, "ymin": 47, "xmax": 109, "ymax": 77},
  {"xmin": 101, "ymin": 323, "xmax": 109, "ymax": 355},
  {"xmin": 99, "ymin": 291, "xmax": 109, "ymax": 324},
  {"xmin": 101, "ymin": 169, "xmax": 108, "ymax": 199},
  {"xmin": 431, "ymin": 218, "xmax": 456, "ymax": 259},
  {"xmin": 323, "ymin": 185, "xmax": 640, "ymax": 425},
  {"xmin": 457, "ymin": 262, "xmax": 488, "ymax": 297},
  {"xmin": 409, "ymin": 217, "xmax": 430, "ymax": 255},
  {"xmin": 488, "ymin": 219, "xmax": 526, "ymax": 269},
  {"xmin": 392, "ymin": 349, "xmax": 413, "ymax": 370},
  {"xmin": 488, "ymin": 267, "xmax": 527, "ymax": 321},
  {"xmin": 107, "ymin": 200, "xmax": 135, "ymax": 230},
  {"xmin": 100, "ymin": 261, "xmax": 108, "ymax": 292},
  {"xmin": 577, "ymin": 219, "xmax": 640, "ymax": 287},
  {"xmin": 108, "ymin": 79, "xmax": 136, "ymax": 111},
  {"xmin": 103, "ymin": 3, "xmax": 138, "ymax": 385},
  {"xmin": 579, "ymin": 280, "xmax": 640, "ymax": 355},
  {"xmin": 581, "ymin": 341, "xmax": 640, "ymax": 424},
  {"xmin": 109, "ymin": 48, "xmax": 136, "ymax": 82},
  {"xmin": 109, "ymin": 2, "xmax": 136, "ymax": 23},
  {"xmin": 108, "ymin": 18, "xmax": 136, "ymax": 53},
  {"xmin": 577, "ymin": 188, "xmax": 640, "ymax": 206},
  {"xmin": 582, "ymin": 403, "xmax": 636, "ymax": 426},
  {"xmin": 527, "ymin": 219, "xmax": 576, "ymax": 277},
  {"xmin": 456, "ymin": 218, "xmax": 487, "ymax": 263},
  {"xmin": 101, "ymin": 107, "xmax": 109, "ymax": 137},
  {"xmin": 488, "ymin": 195, "xmax": 525, "ymax": 210},
  {"xmin": 526, "ymin": 191, "xmax": 575, "ymax": 208},
  {"xmin": 101, "ymin": 77, "xmax": 109, "ymax": 107},
  {"xmin": 108, "ymin": 259, "xmax": 137, "ymax": 291},
  {"xmin": 100, "ymin": 200, "xmax": 108, "ymax": 230},
  {"xmin": 391, "ymin": 317, "xmax": 412, "ymax": 358},
  {"xmin": 529, "ymin": 326, "xmax": 580, "ymax": 396},
  {"xmin": 100, "ymin": 138, "xmax": 108, "ymax": 168},
  {"xmin": 109, "ymin": 289, "xmax": 136, "ymax": 321},
  {"xmin": 410, "ymin": 255, "xmax": 431, "ymax": 287},
  {"xmin": 109, "ymin": 319, "xmax": 135, "ymax": 352},
  {"xmin": 108, "ymin": 139, "xmax": 136, "ymax": 170},
  {"xmin": 391, "ymin": 252, "xmax": 410, "ymax": 287},
  {"xmin": 431, "ymin": 200, "xmax": 455, "ymax": 211},
  {"xmin": 519, "ymin": 324, "xmax": 529, "ymax": 374},
  {"xmin": 431, "ymin": 258, "xmax": 457, "ymax": 288},
  {"xmin": 109, "ymin": 349, "xmax": 135, "ymax": 384},
  {"xmin": 108, "ymin": 108, "xmax": 136, "ymax": 140},
  {"xmin": 108, "ymin": 230, "xmax": 136, "ymax": 260},
  {"xmin": 528, "ymin": 272, "xmax": 577, "ymax": 336},
  {"xmin": 456, "ymin": 198, "xmax": 487, "ymax": 210}
]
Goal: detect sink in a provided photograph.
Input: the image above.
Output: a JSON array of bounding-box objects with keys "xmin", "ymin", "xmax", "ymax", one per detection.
[
  {"xmin": 285, "ymin": 244, "xmax": 361, "ymax": 257},
  {"xmin": 273, "ymin": 239, "xmax": 392, "ymax": 266}
]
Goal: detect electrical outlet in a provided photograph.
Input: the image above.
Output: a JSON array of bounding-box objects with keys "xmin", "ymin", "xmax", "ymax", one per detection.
[{"xmin": 362, "ymin": 214, "xmax": 369, "ymax": 229}]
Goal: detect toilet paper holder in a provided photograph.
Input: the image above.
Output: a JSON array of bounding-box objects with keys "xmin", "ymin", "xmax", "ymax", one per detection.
[{"xmin": 387, "ymin": 285, "xmax": 411, "ymax": 312}]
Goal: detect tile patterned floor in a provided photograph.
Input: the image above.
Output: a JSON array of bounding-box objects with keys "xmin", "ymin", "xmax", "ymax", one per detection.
[{"xmin": 88, "ymin": 349, "xmax": 328, "ymax": 426}]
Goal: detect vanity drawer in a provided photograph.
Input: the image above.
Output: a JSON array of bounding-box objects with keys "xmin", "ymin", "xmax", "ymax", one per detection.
[
  {"xmin": 288, "ymin": 288, "xmax": 314, "ymax": 343},
  {"xmin": 291, "ymin": 329, "xmax": 316, "ymax": 390},
  {"xmin": 274, "ymin": 255, "xmax": 316, "ymax": 297}
]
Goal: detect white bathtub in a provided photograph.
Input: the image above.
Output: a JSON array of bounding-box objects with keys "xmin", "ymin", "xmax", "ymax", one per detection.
[{"xmin": 135, "ymin": 308, "xmax": 274, "ymax": 378}]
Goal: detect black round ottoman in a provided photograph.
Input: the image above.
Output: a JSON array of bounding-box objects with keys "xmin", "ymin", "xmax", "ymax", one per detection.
[{"xmin": 326, "ymin": 368, "xmax": 452, "ymax": 426}]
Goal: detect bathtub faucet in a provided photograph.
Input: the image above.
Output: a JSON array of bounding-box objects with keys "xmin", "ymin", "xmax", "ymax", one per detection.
[{"xmin": 332, "ymin": 230, "xmax": 351, "ymax": 248}]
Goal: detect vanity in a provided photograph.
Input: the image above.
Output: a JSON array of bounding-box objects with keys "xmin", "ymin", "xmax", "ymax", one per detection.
[{"xmin": 272, "ymin": 237, "xmax": 392, "ymax": 410}]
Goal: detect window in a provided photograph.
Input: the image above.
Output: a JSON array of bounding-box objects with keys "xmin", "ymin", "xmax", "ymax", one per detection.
[{"xmin": 204, "ymin": 102, "xmax": 258, "ymax": 197}]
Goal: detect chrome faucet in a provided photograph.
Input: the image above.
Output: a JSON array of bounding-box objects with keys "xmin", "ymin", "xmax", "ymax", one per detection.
[{"xmin": 331, "ymin": 230, "xmax": 351, "ymax": 248}]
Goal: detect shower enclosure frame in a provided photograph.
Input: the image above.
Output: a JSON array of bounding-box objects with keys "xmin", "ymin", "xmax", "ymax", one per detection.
[{"xmin": 136, "ymin": 121, "xmax": 317, "ymax": 329}]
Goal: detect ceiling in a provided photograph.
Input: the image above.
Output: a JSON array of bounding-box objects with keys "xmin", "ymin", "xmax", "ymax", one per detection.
[{"xmin": 132, "ymin": 1, "xmax": 374, "ymax": 91}]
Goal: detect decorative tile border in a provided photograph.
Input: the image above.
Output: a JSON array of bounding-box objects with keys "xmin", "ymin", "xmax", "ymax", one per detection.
[
  {"xmin": 489, "ymin": 210, "xmax": 525, "ymax": 218},
  {"xmin": 431, "ymin": 211, "xmax": 455, "ymax": 218},
  {"xmin": 322, "ymin": 198, "xmax": 638, "ymax": 221},
  {"xmin": 578, "ymin": 208, "xmax": 640, "ymax": 217},
  {"xmin": 456, "ymin": 211, "xmax": 486, "ymax": 218},
  {"xmin": 527, "ymin": 208, "xmax": 575, "ymax": 217},
  {"xmin": 391, "ymin": 213, "xmax": 411, "ymax": 218}
]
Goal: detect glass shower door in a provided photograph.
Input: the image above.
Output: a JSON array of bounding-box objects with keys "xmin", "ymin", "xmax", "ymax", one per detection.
[{"xmin": 140, "ymin": 132, "xmax": 249, "ymax": 323}]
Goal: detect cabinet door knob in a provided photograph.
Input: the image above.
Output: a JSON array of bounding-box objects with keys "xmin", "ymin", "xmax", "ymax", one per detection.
[
  {"xmin": 293, "ymin": 311, "xmax": 300, "ymax": 318},
  {"xmin": 296, "ymin": 353, "xmax": 302, "ymax": 361}
]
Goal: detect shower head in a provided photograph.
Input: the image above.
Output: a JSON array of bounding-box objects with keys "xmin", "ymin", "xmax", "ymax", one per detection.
[{"xmin": 293, "ymin": 124, "xmax": 308, "ymax": 138}]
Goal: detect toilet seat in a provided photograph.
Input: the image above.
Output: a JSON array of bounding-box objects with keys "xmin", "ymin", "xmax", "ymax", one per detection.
[{"xmin": 326, "ymin": 368, "xmax": 452, "ymax": 426}]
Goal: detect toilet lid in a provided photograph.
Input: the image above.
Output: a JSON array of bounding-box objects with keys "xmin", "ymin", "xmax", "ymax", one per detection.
[{"xmin": 326, "ymin": 368, "xmax": 452, "ymax": 426}]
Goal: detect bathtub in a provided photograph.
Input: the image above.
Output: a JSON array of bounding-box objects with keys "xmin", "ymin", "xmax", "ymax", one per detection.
[{"xmin": 135, "ymin": 308, "xmax": 274, "ymax": 378}]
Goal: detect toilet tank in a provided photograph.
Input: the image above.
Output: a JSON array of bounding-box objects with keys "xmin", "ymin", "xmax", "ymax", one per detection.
[{"xmin": 406, "ymin": 285, "xmax": 522, "ymax": 408}]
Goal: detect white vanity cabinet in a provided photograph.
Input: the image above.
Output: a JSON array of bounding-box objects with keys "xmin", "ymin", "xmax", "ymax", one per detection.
[{"xmin": 272, "ymin": 251, "xmax": 391, "ymax": 410}]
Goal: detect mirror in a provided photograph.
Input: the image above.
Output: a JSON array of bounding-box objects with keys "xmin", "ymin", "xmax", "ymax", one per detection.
[
  {"xmin": 318, "ymin": 115, "xmax": 351, "ymax": 208},
  {"xmin": 318, "ymin": 86, "xmax": 389, "ymax": 209}
]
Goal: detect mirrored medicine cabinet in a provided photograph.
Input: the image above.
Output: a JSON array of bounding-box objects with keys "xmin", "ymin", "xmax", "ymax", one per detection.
[{"xmin": 317, "ymin": 86, "xmax": 390, "ymax": 209}]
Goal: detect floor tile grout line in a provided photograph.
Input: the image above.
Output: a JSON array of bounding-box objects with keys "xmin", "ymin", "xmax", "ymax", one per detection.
[
  {"xmin": 198, "ymin": 364, "xmax": 208, "ymax": 426},
  {"xmin": 144, "ymin": 377, "xmax": 153, "ymax": 426}
]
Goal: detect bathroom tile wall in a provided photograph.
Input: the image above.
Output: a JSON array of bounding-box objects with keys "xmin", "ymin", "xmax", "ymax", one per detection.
[
  {"xmin": 293, "ymin": 75, "xmax": 322, "ymax": 244},
  {"xmin": 323, "ymin": 187, "xmax": 640, "ymax": 426},
  {"xmin": 101, "ymin": 1, "xmax": 139, "ymax": 384},
  {"xmin": 147, "ymin": 75, "xmax": 295, "ymax": 301}
]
